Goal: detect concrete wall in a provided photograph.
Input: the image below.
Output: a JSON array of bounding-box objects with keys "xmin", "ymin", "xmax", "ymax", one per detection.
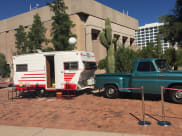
[
  {"xmin": 0, "ymin": 0, "xmax": 138, "ymax": 74},
  {"xmin": 84, "ymin": 15, "xmax": 137, "ymax": 62}
]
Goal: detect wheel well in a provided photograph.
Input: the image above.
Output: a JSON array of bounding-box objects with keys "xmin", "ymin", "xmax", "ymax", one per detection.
[
  {"xmin": 168, "ymin": 83, "xmax": 182, "ymax": 88},
  {"xmin": 104, "ymin": 84, "xmax": 118, "ymax": 89}
]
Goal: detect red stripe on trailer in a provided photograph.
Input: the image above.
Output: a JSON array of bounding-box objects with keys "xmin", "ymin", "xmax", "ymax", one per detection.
[
  {"xmin": 64, "ymin": 78, "xmax": 72, "ymax": 80},
  {"xmin": 64, "ymin": 73, "xmax": 75, "ymax": 75},
  {"xmin": 64, "ymin": 73, "xmax": 75, "ymax": 81},
  {"xmin": 18, "ymin": 80, "xmax": 46, "ymax": 82},
  {"xmin": 64, "ymin": 83, "xmax": 77, "ymax": 90},
  {"xmin": 64, "ymin": 75, "xmax": 74, "ymax": 77},
  {"xmin": 16, "ymin": 84, "xmax": 46, "ymax": 87},
  {"xmin": 46, "ymin": 89, "xmax": 59, "ymax": 91},
  {"xmin": 21, "ymin": 77, "xmax": 46, "ymax": 79}
]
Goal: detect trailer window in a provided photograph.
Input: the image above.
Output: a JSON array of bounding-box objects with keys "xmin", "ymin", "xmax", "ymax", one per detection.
[
  {"xmin": 16, "ymin": 64, "xmax": 28, "ymax": 72},
  {"xmin": 64, "ymin": 62, "xmax": 78, "ymax": 70},
  {"xmin": 83, "ymin": 61, "xmax": 97, "ymax": 70}
]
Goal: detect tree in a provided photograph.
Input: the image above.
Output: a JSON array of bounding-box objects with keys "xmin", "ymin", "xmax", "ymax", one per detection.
[
  {"xmin": 27, "ymin": 14, "xmax": 47, "ymax": 53},
  {"xmin": 115, "ymin": 46, "xmax": 137, "ymax": 73},
  {"xmin": 47, "ymin": 0, "xmax": 76, "ymax": 51},
  {"xmin": 176, "ymin": 49, "xmax": 182, "ymax": 66},
  {"xmin": 15, "ymin": 25, "xmax": 27, "ymax": 55},
  {"xmin": 99, "ymin": 18, "xmax": 115, "ymax": 73},
  {"xmin": 159, "ymin": 0, "xmax": 182, "ymax": 69},
  {"xmin": 156, "ymin": 34, "xmax": 163, "ymax": 58},
  {"xmin": 163, "ymin": 48, "xmax": 177, "ymax": 70},
  {"xmin": 159, "ymin": 0, "xmax": 182, "ymax": 46},
  {"xmin": 0, "ymin": 53, "xmax": 10, "ymax": 77},
  {"xmin": 138, "ymin": 42, "xmax": 158, "ymax": 58}
]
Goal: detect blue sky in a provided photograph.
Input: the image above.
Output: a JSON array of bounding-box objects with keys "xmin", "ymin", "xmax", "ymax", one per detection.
[{"xmin": 0, "ymin": 0, "xmax": 177, "ymax": 26}]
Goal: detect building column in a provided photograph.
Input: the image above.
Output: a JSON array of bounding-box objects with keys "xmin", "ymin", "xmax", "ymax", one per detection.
[{"xmin": 85, "ymin": 26, "xmax": 93, "ymax": 52}]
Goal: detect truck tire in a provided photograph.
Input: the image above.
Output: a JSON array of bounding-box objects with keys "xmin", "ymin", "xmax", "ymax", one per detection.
[
  {"xmin": 104, "ymin": 85, "xmax": 119, "ymax": 99},
  {"xmin": 171, "ymin": 86, "xmax": 182, "ymax": 104}
]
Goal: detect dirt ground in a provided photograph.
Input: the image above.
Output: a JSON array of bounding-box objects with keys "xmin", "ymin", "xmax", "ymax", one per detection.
[{"xmin": 0, "ymin": 88, "xmax": 182, "ymax": 136}]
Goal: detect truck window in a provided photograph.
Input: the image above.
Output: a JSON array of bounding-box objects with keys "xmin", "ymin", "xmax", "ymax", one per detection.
[
  {"xmin": 16, "ymin": 64, "xmax": 28, "ymax": 72},
  {"xmin": 64, "ymin": 62, "xmax": 78, "ymax": 70},
  {"xmin": 83, "ymin": 61, "xmax": 97, "ymax": 70},
  {"xmin": 137, "ymin": 62, "xmax": 155, "ymax": 72},
  {"xmin": 155, "ymin": 59, "xmax": 172, "ymax": 71}
]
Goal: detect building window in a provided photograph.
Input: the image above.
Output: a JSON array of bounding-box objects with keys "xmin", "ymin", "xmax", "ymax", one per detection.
[
  {"xmin": 16, "ymin": 64, "xmax": 28, "ymax": 72},
  {"xmin": 91, "ymin": 29, "xmax": 100, "ymax": 40},
  {"xmin": 114, "ymin": 34, "xmax": 120, "ymax": 51},
  {"xmin": 122, "ymin": 36, "xmax": 128, "ymax": 46},
  {"xmin": 130, "ymin": 38, "xmax": 134, "ymax": 46}
]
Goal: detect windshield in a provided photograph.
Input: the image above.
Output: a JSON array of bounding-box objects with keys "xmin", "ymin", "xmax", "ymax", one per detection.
[
  {"xmin": 155, "ymin": 59, "xmax": 172, "ymax": 71},
  {"xmin": 83, "ymin": 61, "xmax": 97, "ymax": 70}
]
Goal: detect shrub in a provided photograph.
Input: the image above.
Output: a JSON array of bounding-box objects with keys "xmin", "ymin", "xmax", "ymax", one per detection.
[{"xmin": 0, "ymin": 53, "xmax": 10, "ymax": 77}]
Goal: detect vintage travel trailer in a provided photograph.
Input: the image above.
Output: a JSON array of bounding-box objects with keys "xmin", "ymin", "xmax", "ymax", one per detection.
[{"xmin": 13, "ymin": 51, "xmax": 97, "ymax": 95}]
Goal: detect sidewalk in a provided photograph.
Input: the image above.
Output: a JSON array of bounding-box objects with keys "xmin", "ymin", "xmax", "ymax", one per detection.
[{"xmin": 0, "ymin": 125, "xmax": 149, "ymax": 136}]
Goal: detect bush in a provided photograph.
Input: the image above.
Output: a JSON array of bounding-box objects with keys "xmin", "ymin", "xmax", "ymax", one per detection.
[
  {"xmin": 98, "ymin": 58, "xmax": 107, "ymax": 70},
  {"xmin": 0, "ymin": 53, "xmax": 10, "ymax": 77},
  {"xmin": 115, "ymin": 47, "xmax": 137, "ymax": 73}
]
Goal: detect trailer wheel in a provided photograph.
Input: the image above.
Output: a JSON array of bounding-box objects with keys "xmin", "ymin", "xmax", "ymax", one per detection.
[
  {"xmin": 104, "ymin": 85, "xmax": 119, "ymax": 99},
  {"xmin": 170, "ymin": 86, "xmax": 182, "ymax": 104},
  {"xmin": 36, "ymin": 88, "xmax": 45, "ymax": 97}
]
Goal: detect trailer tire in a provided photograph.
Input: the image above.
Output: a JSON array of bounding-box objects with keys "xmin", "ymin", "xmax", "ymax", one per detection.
[
  {"xmin": 104, "ymin": 85, "xmax": 119, "ymax": 99},
  {"xmin": 36, "ymin": 88, "xmax": 45, "ymax": 97},
  {"xmin": 170, "ymin": 85, "xmax": 182, "ymax": 104}
]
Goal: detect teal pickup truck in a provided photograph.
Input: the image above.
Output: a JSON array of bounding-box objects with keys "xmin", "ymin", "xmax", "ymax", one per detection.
[{"xmin": 95, "ymin": 58, "xmax": 182, "ymax": 104}]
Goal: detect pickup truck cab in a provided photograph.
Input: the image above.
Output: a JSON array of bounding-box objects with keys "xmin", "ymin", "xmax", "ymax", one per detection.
[{"xmin": 95, "ymin": 58, "xmax": 182, "ymax": 104}]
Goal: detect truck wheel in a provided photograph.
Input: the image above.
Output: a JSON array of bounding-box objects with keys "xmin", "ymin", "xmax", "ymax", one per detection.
[
  {"xmin": 104, "ymin": 85, "xmax": 119, "ymax": 99},
  {"xmin": 171, "ymin": 86, "xmax": 182, "ymax": 104}
]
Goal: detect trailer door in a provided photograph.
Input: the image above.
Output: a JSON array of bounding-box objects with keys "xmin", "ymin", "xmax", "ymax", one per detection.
[
  {"xmin": 46, "ymin": 55, "xmax": 55, "ymax": 88},
  {"xmin": 54, "ymin": 55, "xmax": 64, "ymax": 89}
]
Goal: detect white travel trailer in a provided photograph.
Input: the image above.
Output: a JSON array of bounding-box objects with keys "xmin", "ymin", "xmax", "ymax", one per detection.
[{"xmin": 13, "ymin": 51, "xmax": 97, "ymax": 95}]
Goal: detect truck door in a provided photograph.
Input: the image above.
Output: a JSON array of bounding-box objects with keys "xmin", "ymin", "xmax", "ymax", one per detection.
[
  {"xmin": 131, "ymin": 61, "xmax": 159, "ymax": 94},
  {"xmin": 54, "ymin": 55, "xmax": 64, "ymax": 89}
]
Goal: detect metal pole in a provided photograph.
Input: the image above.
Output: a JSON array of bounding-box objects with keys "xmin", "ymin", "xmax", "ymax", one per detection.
[
  {"xmin": 141, "ymin": 86, "xmax": 145, "ymax": 122},
  {"xmin": 8, "ymin": 89, "xmax": 9, "ymax": 100},
  {"xmin": 161, "ymin": 86, "xmax": 165, "ymax": 122},
  {"xmin": 12, "ymin": 87, "xmax": 13, "ymax": 101},
  {"xmin": 138, "ymin": 86, "xmax": 151, "ymax": 126},
  {"xmin": 157, "ymin": 86, "xmax": 171, "ymax": 126}
]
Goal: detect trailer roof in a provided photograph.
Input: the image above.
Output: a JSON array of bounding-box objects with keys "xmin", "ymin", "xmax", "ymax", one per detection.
[{"xmin": 13, "ymin": 50, "xmax": 93, "ymax": 57}]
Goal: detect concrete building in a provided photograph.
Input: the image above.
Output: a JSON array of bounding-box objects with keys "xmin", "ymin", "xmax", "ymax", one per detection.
[
  {"xmin": 0, "ymin": 0, "xmax": 138, "ymax": 67},
  {"xmin": 135, "ymin": 22, "xmax": 170, "ymax": 51}
]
